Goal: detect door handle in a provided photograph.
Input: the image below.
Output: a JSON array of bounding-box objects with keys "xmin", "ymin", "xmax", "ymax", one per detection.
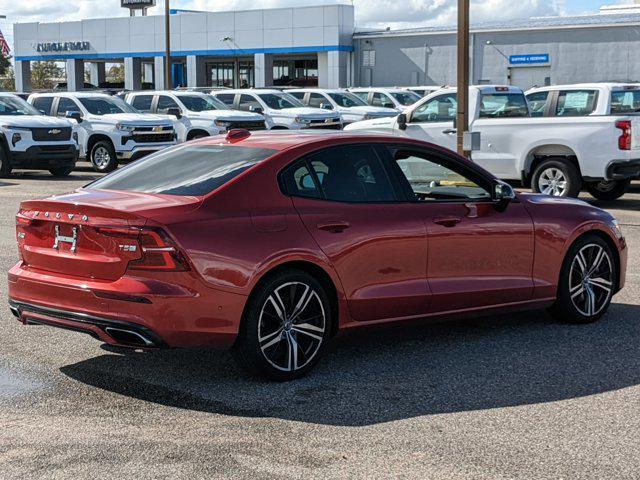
[
  {"xmin": 433, "ymin": 216, "xmax": 461, "ymax": 228},
  {"xmin": 442, "ymin": 129, "xmax": 457, "ymax": 135},
  {"xmin": 317, "ymin": 221, "xmax": 350, "ymax": 233}
]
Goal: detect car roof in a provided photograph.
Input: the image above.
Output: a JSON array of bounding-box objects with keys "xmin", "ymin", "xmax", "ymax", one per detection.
[
  {"xmin": 527, "ymin": 83, "xmax": 640, "ymax": 92},
  {"xmin": 212, "ymin": 89, "xmax": 284, "ymax": 95},
  {"xmin": 31, "ymin": 91, "xmax": 113, "ymax": 98},
  {"xmin": 349, "ymin": 88, "xmax": 410, "ymax": 93},
  {"xmin": 195, "ymin": 130, "xmax": 427, "ymax": 152}
]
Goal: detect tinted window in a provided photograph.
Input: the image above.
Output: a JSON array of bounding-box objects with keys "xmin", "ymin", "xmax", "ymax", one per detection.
[
  {"xmin": 89, "ymin": 145, "xmax": 277, "ymax": 196},
  {"xmin": 131, "ymin": 95, "xmax": 153, "ymax": 112},
  {"xmin": 156, "ymin": 95, "xmax": 181, "ymax": 114},
  {"xmin": 216, "ymin": 93, "xmax": 236, "ymax": 106},
  {"xmin": 178, "ymin": 94, "xmax": 227, "ymax": 112},
  {"xmin": 56, "ymin": 97, "xmax": 81, "ymax": 116},
  {"xmin": 79, "ymin": 96, "xmax": 137, "ymax": 115},
  {"xmin": 556, "ymin": 90, "xmax": 598, "ymax": 116},
  {"xmin": 308, "ymin": 93, "xmax": 329, "ymax": 108},
  {"xmin": 257, "ymin": 93, "xmax": 303, "ymax": 110},
  {"xmin": 393, "ymin": 150, "xmax": 491, "ymax": 202},
  {"xmin": 611, "ymin": 90, "xmax": 640, "ymax": 114},
  {"xmin": 390, "ymin": 91, "xmax": 422, "ymax": 106},
  {"xmin": 411, "ymin": 94, "xmax": 457, "ymax": 123},
  {"xmin": 479, "ymin": 94, "xmax": 529, "ymax": 118},
  {"xmin": 304, "ymin": 146, "xmax": 396, "ymax": 203},
  {"xmin": 328, "ymin": 92, "xmax": 367, "ymax": 107},
  {"xmin": 31, "ymin": 96, "xmax": 54, "ymax": 115},
  {"xmin": 289, "ymin": 92, "xmax": 306, "ymax": 101},
  {"xmin": 238, "ymin": 94, "xmax": 262, "ymax": 112},
  {"xmin": 0, "ymin": 96, "xmax": 40, "ymax": 116},
  {"xmin": 352, "ymin": 92, "xmax": 369, "ymax": 103},
  {"xmin": 526, "ymin": 91, "xmax": 549, "ymax": 117},
  {"xmin": 283, "ymin": 162, "xmax": 322, "ymax": 199},
  {"xmin": 372, "ymin": 93, "xmax": 395, "ymax": 108}
]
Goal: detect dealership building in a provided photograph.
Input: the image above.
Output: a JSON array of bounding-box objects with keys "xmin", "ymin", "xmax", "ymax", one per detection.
[{"xmin": 11, "ymin": 2, "xmax": 640, "ymax": 92}]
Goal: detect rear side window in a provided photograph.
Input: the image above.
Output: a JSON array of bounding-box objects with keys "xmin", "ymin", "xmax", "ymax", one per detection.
[
  {"xmin": 526, "ymin": 91, "xmax": 549, "ymax": 117},
  {"xmin": 284, "ymin": 145, "xmax": 397, "ymax": 203},
  {"xmin": 556, "ymin": 90, "xmax": 598, "ymax": 116},
  {"xmin": 89, "ymin": 145, "xmax": 277, "ymax": 196},
  {"xmin": 32, "ymin": 97, "xmax": 54, "ymax": 115},
  {"xmin": 479, "ymin": 94, "xmax": 529, "ymax": 118},
  {"xmin": 611, "ymin": 90, "xmax": 640, "ymax": 114}
]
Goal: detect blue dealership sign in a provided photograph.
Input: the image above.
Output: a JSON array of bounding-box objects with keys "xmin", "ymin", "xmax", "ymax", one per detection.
[{"xmin": 509, "ymin": 54, "xmax": 550, "ymax": 65}]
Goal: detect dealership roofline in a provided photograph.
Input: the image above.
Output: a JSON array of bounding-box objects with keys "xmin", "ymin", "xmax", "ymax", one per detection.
[{"xmin": 354, "ymin": 12, "xmax": 640, "ymax": 39}]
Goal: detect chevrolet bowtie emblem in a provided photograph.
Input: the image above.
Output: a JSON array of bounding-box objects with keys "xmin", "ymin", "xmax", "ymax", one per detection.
[
  {"xmin": 152, "ymin": 126, "xmax": 163, "ymax": 132},
  {"xmin": 48, "ymin": 129, "xmax": 61, "ymax": 135}
]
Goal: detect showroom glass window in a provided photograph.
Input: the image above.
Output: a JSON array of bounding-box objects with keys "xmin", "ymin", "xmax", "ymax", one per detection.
[{"xmin": 411, "ymin": 94, "xmax": 457, "ymax": 123}]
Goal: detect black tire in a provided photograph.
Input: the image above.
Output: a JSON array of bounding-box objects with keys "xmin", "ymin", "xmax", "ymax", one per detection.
[
  {"xmin": 187, "ymin": 132, "xmax": 209, "ymax": 141},
  {"xmin": 531, "ymin": 158, "xmax": 582, "ymax": 198},
  {"xmin": 49, "ymin": 166, "xmax": 74, "ymax": 177},
  {"xmin": 89, "ymin": 140, "xmax": 118, "ymax": 173},
  {"xmin": 548, "ymin": 234, "xmax": 617, "ymax": 324},
  {"xmin": 0, "ymin": 144, "xmax": 12, "ymax": 178},
  {"xmin": 232, "ymin": 269, "xmax": 332, "ymax": 381},
  {"xmin": 585, "ymin": 179, "xmax": 631, "ymax": 201}
]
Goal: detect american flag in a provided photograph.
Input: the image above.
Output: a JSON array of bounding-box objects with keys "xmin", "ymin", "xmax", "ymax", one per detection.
[{"xmin": 0, "ymin": 29, "xmax": 10, "ymax": 58}]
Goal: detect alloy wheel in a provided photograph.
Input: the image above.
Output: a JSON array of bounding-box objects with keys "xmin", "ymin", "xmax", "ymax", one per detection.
[
  {"xmin": 93, "ymin": 146, "xmax": 112, "ymax": 169},
  {"xmin": 538, "ymin": 167, "xmax": 568, "ymax": 196},
  {"xmin": 258, "ymin": 281, "xmax": 326, "ymax": 372},
  {"xmin": 569, "ymin": 243, "xmax": 614, "ymax": 317}
]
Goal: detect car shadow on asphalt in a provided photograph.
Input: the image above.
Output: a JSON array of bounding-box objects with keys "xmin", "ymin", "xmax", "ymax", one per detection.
[{"xmin": 59, "ymin": 302, "xmax": 640, "ymax": 426}]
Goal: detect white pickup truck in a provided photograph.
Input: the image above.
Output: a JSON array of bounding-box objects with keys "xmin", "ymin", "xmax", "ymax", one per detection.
[
  {"xmin": 0, "ymin": 93, "xmax": 78, "ymax": 177},
  {"xmin": 346, "ymin": 85, "xmax": 640, "ymax": 199},
  {"xmin": 29, "ymin": 92, "xmax": 177, "ymax": 173}
]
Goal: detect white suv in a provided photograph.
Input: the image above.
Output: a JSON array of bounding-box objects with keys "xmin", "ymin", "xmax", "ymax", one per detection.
[
  {"xmin": 213, "ymin": 89, "xmax": 342, "ymax": 130},
  {"xmin": 0, "ymin": 93, "xmax": 78, "ymax": 177},
  {"xmin": 289, "ymin": 89, "xmax": 399, "ymax": 125},
  {"xmin": 124, "ymin": 91, "xmax": 267, "ymax": 140},
  {"xmin": 29, "ymin": 92, "xmax": 177, "ymax": 172},
  {"xmin": 349, "ymin": 88, "xmax": 422, "ymax": 110}
]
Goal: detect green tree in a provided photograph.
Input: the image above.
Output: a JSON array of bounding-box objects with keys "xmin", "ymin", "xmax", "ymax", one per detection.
[
  {"xmin": 31, "ymin": 61, "xmax": 63, "ymax": 90},
  {"xmin": 107, "ymin": 64, "xmax": 124, "ymax": 83},
  {"xmin": 0, "ymin": 55, "xmax": 11, "ymax": 77},
  {"xmin": 0, "ymin": 66, "xmax": 15, "ymax": 91}
]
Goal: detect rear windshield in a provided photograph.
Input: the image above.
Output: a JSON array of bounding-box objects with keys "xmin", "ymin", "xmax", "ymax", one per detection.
[
  {"xmin": 480, "ymin": 94, "xmax": 530, "ymax": 118},
  {"xmin": 611, "ymin": 90, "xmax": 640, "ymax": 114},
  {"xmin": 88, "ymin": 145, "xmax": 277, "ymax": 196}
]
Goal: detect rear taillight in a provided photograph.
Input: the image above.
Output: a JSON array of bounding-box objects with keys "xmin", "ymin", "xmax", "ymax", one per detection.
[
  {"xmin": 96, "ymin": 226, "xmax": 190, "ymax": 272},
  {"xmin": 616, "ymin": 120, "xmax": 632, "ymax": 150},
  {"xmin": 16, "ymin": 214, "xmax": 33, "ymax": 227}
]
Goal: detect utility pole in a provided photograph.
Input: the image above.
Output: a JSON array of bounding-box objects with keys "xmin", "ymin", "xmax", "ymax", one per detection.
[
  {"xmin": 456, "ymin": 0, "xmax": 470, "ymax": 157},
  {"xmin": 164, "ymin": 0, "xmax": 172, "ymax": 89}
]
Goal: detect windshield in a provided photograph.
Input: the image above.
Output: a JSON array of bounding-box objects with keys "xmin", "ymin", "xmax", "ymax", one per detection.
[
  {"xmin": 328, "ymin": 92, "xmax": 368, "ymax": 108},
  {"xmin": 611, "ymin": 90, "xmax": 640, "ymax": 114},
  {"xmin": 479, "ymin": 94, "xmax": 530, "ymax": 118},
  {"xmin": 257, "ymin": 92, "xmax": 304, "ymax": 110},
  {"xmin": 88, "ymin": 144, "xmax": 277, "ymax": 196},
  {"xmin": 0, "ymin": 95, "xmax": 41, "ymax": 116},
  {"xmin": 390, "ymin": 91, "xmax": 422, "ymax": 106},
  {"xmin": 177, "ymin": 94, "xmax": 228, "ymax": 112},
  {"xmin": 78, "ymin": 96, "xmax": 138, "ymax": 115}
]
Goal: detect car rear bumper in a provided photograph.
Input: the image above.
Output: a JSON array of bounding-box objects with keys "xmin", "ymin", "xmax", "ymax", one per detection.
[
  {"xmin": 9, "ymin": 145, "xmax": 78, "ymax": 169},
  {"xmin": 606, "ymin": 158, "xmax": 640, "ymax": 180},
  {"xmin": 8, "ymin": 262, "xmax": 247, "ymax": 349}
]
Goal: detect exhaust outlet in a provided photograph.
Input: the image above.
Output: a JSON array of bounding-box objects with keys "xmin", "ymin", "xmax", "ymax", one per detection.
[
  {"xmin": 104, "ymin": 327, "xmax": 155, "ymax": 348},
  {"xmin": 9, "ymin": 306, "xmax": 20, "ymax": 318}
]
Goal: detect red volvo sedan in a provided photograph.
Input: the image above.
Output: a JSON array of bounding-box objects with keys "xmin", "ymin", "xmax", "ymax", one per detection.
[{"xmin": 9, "ymin": 131, "xmax": 627, "ymax": 380}]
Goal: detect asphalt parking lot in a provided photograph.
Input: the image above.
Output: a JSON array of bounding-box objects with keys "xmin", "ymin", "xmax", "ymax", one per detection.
[{"xmin": 1, "ymin": 168, "xmax": 639, "ymax": 480}]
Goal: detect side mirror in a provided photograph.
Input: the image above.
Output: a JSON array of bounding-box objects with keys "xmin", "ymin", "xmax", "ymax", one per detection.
[
  {"xmin": 397, "ymin": 113, "xmax": 408, "ymax": 131},
  {"xmin": 494, "ymin": 181, "xmax": 516, "ymax": 209},
  {"xmin": 250, "ymin": 105, "xmax": 264, "ymax": 114},
  {"xmin": 66, "ymin": 111, "xmax": 83, "ymax": 123},
  {"xmin": 167, "ymin": 107, "xmax": 182, "ymax": 119}
]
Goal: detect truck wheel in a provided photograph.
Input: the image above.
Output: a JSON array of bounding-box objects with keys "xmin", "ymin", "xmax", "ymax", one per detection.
[
  {"xmin": 0, "ymin": 145, "xmax": 12, "ymax": 178},
  {"xmin": 49, "ymin": 166, "xmax": 74, "ymax": 177},
  {"xmin": 90, "ymin": 140, "xmax": 118, "ymax": 173},
  {"xmin": 531, "ymin": 158, "xmax": 582, "ymax": 198},
  {"xmin": 585, "ymin": 180, "xmax": 631, "ymax": 201}
]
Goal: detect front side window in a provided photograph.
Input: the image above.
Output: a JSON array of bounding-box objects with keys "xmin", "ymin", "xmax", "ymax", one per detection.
[
  {"xmin": 284, "ymin": 146, "xmax": 396, "ymax": 203},
  {"xmin": 78, "ymin": 96, "xmax": 138, "ymax": 115},
  {"xmin": 289, "ymin": 92, "xmax": 306, "ymax": 101},
  {"xmin": 216, "ymin": 93, "xmax": 236, "ymax": 106},
  {"xmin": 610, "ymin": 90, "xmax": 640, "ymax": 114},
  {"xmin": 328, "ymin": 92, "xmax": 367, "ymax": 108},
  {"xmin": 555, "ymin": 90, "xmax": 598, "ymax": 116},
  {"xmin": 178, "ymin": 94, "xmax": 227, "ymax": 112},
  {"xmin": 308, "ymin": 93, "xmax": 330, "ymax": 109},
  {"xmin": 256, "ymin": 93, "xmax": 303, "ymax": 110},
  {"xmin": 130, "ymin": 95, "xmax": 153, "ymax": 112},
  {"xmin": 238, "ymin": 94, "xmax": 262, "ymax": 112},
  {"xmin": 89, "ymin": 145, "xmax": 277, "ymax": 196},
  {"xmin": 390, "ymin": 91, "xmax": 422, "ymax": 106},
  {"xmin": 479, "ymin": 94, "xmax": 529, "ymax": 118},
  {"xmin": 0, "ymin": 95, "xmax": 41, "ymax": 116},
  {"xmin": 31, "ymin": 96, "xmax": 54, "ymax": 115},
  {"xmin": 56, "ymin": 97, "xmax": 81, "ymax": 117},
  {"xmin": 393, "ymin": 149, "xmax": 491, "ymax": 202},
  {"xmin": 526, "ymin": 91, "xmax": 549, "ymax": 117},
  {"xmin": 372, "ymin": 92, "xmax": 395, "ymax": 108},
  {"xmin": 411, "ymin": 94, "xmax": 457, "ymax": 123},
  {"xmin": 156, "ymin": 95, "xmax": 181, "ymax": 114},
  {"xmin": 352, "ymin": 92, "xmax": 370, "ymax": 103}
]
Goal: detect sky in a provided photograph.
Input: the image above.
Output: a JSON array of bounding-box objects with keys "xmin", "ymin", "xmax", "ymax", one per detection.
[{"xmin": 0, "ymin": 0, "xmax": 630, "ymax": 51}]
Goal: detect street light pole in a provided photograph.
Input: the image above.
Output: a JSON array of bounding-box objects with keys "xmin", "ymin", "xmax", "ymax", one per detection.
[
  {"xmin": 164, "ymin": 0, "xmax": 172, "ymax": 89},
  {"xmin": 456, "ymin": 0, "xmax": 470, "ymax": 157}
]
